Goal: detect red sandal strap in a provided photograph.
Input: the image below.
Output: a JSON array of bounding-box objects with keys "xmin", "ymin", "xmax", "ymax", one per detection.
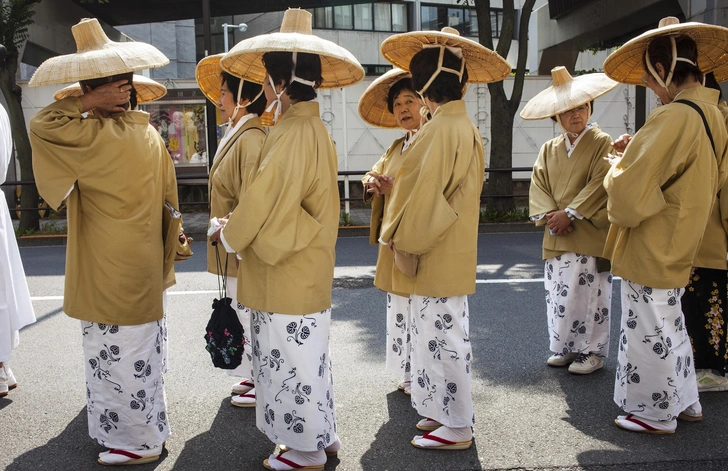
[
  {"xmin": 421, "ymin": 431, "xmax": 456, "ymax": 445},
  {"xmin": 108, "ymin": 449, "xmax": 143, "ymax": 459},
  {"xmin": 274, "ymin": 451, "xmax": 307, "ymax": 469},
  {"xmin": 625, "ymin": 414, "xmax": 659, "ymax": 432},
  {"xmin": 240, "ymin": 381, "xmax": 255, "ymax": 387},
  {"xmin": 238, "ymin": 393, "xmax": 255, "ymax": 399}
]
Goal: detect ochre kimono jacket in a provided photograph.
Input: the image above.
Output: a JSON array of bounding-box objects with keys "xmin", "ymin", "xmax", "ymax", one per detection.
[
  {"xmin": 222, "ymin": 101, "xmax": 339, "ymax": 314},
  {"xmin": 30, "ymin": 97, "xmax": 178, "ymax": 325},
  {"xmin": 207, "ymin": 117, "xmax": 266, "ymax": 277},
  {"xmin": 603, "ymin": 87, "xmax": 728, "ymax": 289},
  {"xmin": 693, "ymin": 101, "xmax": 728, "ymax": 270},
  {"xmin": 380, "ymin": 100, "xmax": 485, "ymax": 297},
  {"xmin": 529, "ymin": 126, "xmax": 613, "ymax": 260},
  {"xmin": 365, "ymin": 136, "xmax": 415, "ymax": 297}
]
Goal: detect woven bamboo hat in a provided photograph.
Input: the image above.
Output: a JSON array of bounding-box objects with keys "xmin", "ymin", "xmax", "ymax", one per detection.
[
  {"xmin": 220, "ymin": 9, "xmax": 364, "ymax": 89},
  {"xmin": 29, "ymin": 18, "xmax": 169, "ymax": 87},
  {"xmin": 196, "ymin": 53, "xmax": 264, "ymax": 106},
  {"xmin": 380, "ymin": 27, "xmax": 511, "ymax": 84},
  {"xmin": 358, "ymin": 68, "xmax": 416, "ymax": 128},
  {"xmin": 520, "ymin": 67, "xmax": 617, "ymax": 120},
  {"xmin": 53, "ymin": 74, "xmax": 167, "ymax": 103},
  {"xmin": 604, "ymin": 16, "xmax": 728, "ymax": 85}
]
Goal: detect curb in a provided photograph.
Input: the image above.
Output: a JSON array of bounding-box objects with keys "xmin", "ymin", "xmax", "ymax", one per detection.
[{"xmin": 16, "ymin": 234, "xmax": 68, "ymax": 247}]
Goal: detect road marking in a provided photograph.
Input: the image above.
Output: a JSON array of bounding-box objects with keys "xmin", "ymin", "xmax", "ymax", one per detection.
[{"xmin": 31, "ymin": 277, "xmax": 623, "ymax": 301}]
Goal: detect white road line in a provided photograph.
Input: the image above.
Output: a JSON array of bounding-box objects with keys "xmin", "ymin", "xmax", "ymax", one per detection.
[{"xmin": 31, "ymin": 277, "xmax": 623, "ymax": 301}]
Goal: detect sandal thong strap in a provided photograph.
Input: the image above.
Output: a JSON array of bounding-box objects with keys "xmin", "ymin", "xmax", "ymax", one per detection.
[
  {"xmin": 421, "ymin": 431, "xmax": 456, "ymax": 445},
  {"xmin": 108, "ymin": 450, "xmax": 143, "ymax": 460},
  {"xmin": 624, "ymin": 414, "xmax": 659, "ymax": 432},
  {"xmin": 274, "ymin": 451, "xmax": 308, "ymax": 469},
  {"xmin": 240, "ymin": 380, "xmax": 255, "ymax": 387},
  {"xmin": 238, "ymin": 393, "xmax": 255, "ymax": 399}
]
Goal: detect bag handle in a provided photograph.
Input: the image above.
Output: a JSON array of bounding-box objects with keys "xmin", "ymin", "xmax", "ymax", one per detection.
[
  {"xmin": 214, "ymin": 243, "xmax": 230, "ymax": 300},
  {"xmin": 674, "ymin": 99, "xmax": 716, "ymax": 156}
]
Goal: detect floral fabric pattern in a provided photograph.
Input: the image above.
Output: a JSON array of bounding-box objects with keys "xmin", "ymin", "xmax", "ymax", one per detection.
[
  {"xmin": 409, "ymin": 295, "xmax": 474, "ymax": 428},
  {"xmin": 82, "ymin": 314, "xmax": 169, "ymax": 451},
  {"xmin": 544, "ymin": 253, "xmax": 612, "ymax": 358},
  {"xmin": 614, "ymin": 279, "xmax": 698, "ymax": 421},
  {"xmin": 251, "ymin": 309, "xmax": 337, "ymax": 452},
  {"xmin": 385, "ymin": 293, "xmax": 411, "ymax": 381},
  {"xmin": 682, "ymin": 267, "xmax": 727, "ymax": 375}
]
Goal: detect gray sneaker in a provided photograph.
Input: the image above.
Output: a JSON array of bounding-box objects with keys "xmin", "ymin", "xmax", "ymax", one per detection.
[
  {"xmin": 547, "ymin": 352, "xmax": 579, "ymax": 367},
  {"xmin": 568, "ymin": 353, "xmax": 603, "ymax": 374}
]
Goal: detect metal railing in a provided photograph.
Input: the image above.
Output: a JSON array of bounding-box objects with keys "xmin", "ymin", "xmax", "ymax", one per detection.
[{"xmin": 3, "ymin": 166, "xmax": 534, "ymax": 213}]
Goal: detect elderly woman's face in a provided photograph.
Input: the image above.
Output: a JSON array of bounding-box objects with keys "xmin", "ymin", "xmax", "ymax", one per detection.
[
  {"xmin": 558, "ymin": 104, "xmax": 588, "ymax": 135},
  {"xmin": 392, "ymin": 89, "xmax": 422, "ymax": 132}
]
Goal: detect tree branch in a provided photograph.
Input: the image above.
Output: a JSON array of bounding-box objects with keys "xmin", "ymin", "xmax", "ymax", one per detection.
[{"xmin": 508, "ymin": 0, "xmax": 537, "ymax": 115}]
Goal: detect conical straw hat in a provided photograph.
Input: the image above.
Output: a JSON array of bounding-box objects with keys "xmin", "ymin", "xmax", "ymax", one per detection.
[
  {"xmin": 380, "ymin": 27, "xmax": 511, "ymax": 84},
  {"xmin": 53, "ymin": 74, "xmax": 167, "ymax": 103},
  {"xmin": 358, "ymin": 68, "xmax": 414, "ymax": 128},
  {"xmin": 520, "ymin": 67, "xmax": 617, "ymax": 120},
  {"xmin": 29, "ymin": 18, "xmax": 169, "ymax": 87},
  {"xmin": 196, "ymin": 53, "xmax": 264, "ymax": 107},
  {"xmin": 220, "ymin": 9, "xmax": 364, "ymax": 89},
  {"xmin": 604, "ymin": 16, "xmax": 728, "ymax": 85}
]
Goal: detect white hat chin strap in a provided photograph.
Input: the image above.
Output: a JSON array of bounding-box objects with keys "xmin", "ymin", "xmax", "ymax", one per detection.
[
  {"xmin": 265, "ymin": 74, "xmax": 285, "ymax": 124},
  {"xmin": 645, "ymin": 35, "xmax": 698, "ymax": 90},
  {"xmin": 291, "ymin": 51, "xmax": 317, "ymax": 88},
  {"xmin": 418, "ymin": 45, "xmax": 465, "ymax": 96},
  {"xmin": 228, "ymin": 80, "xmax": 265, "ymax": 127}
]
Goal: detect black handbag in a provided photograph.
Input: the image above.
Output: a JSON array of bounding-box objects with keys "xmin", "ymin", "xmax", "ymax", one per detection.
[{"xmin": 203, "ymin": 244, "xmax": 244, "ymax": 369}]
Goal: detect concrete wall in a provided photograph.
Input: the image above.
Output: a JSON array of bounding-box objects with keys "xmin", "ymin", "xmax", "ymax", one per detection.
[{"xmin": 117, "ymin": 21, "xmax": 197, "ymax": 79}]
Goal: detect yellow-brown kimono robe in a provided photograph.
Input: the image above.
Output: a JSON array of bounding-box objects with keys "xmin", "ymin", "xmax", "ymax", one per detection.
[
  {"xmin": 221, "ymin": 101, "xmax": 339, "ymax": 314},
  {"xmin": 380, "ymin": 100, "xmax": 485, "ymax": 297},
  {"xmin": 207, "ymin": 117, "xmax": 266, "ymax": 277},
  {"xmin": 30, "ymin": 97, "xmax": 178, "ymax": 326},
  {"xmin": 603, "ymin": 86, "xmax": 728, "ymax": 289},
  {"xmin": 529, "ymin": 126, "xmax": 613, "ymax": 260},
  {"xmin": 365, "ymin": 136, "xmax": 415, "ymax": 297}
]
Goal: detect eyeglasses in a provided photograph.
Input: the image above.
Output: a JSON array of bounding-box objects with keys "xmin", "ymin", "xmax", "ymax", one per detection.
[
  {"xmin": 561, "ymin": 104, "xmax": 588, "ymax": 117},
  {"xmin": 640, "ymin": 74, "xmax": 650, "ymax": 85}
]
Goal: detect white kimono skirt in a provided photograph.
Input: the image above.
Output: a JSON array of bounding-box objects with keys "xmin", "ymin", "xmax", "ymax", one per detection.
[
  {"xmin": 614, "ymin": 279, "xmax": 698, "ymax": 421},
  {"xmin": 409, "ymin": 295, "xmax": 474, "ymax": 428},
  {"xmin": 544, "ymin": 253, "xmax": 612, "ymax": 357},
  {"xmin": 225, "ymin": 281, "xmax": 254, "ymax": 380},
  {"xmin": 82, "ymin": 309, "xmax": 170, "ymax": 451},
  {"xmin": 385, "ymin": 293, "xmax": 411, "ymax": 381},
  {"xmin": 250, "ymin": 309, "xmax": 337, "ymax": 452},
  {"xmin": 0, "ymin": 104, "xmax": 36, "ymax": 363}
]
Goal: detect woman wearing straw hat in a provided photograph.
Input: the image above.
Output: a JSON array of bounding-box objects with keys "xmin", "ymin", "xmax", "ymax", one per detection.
[
  {"xmin": 378, "ymin": 27, "xmax": 509, "ymax": 450},
  {"xmin": 196, "ymin": 53, "xmax": 267, "ymax": 406},
  {"xmin": 602, "ymin": 16, "xmax": 728, "ymax": 434},
  {"xmin": 358, "ymin": 68, "xmax": 423, "ymax": 396},
  {"xmin": 678, "ymin": 72, "xmax": 728, "ymax": 393},
  {"xmin": 29, "ymin": 18, "xmax": 177, "ymax": 465},
  {"xmin": 54, "ymin": 74, "xmax": 168, "ymax": 108},
  {"xmin": 522, "ymin": 67, "xmax": 617, "ymax": 375},
  {"xmin": 210, "ymin": 9, "xmax": 363, "ymax": 470}
]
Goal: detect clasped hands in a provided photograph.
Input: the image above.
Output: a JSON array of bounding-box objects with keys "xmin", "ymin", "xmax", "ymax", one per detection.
[
  {"xmin": 545, "ymin": 210, "xmax": 573, "ymax": 236},
  {"xmin": 363, "ymin": 172, "xmax": 394, "ymax": 197}
]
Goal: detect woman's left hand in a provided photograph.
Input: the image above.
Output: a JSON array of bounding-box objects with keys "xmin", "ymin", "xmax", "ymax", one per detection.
[
  {"xmin": 545, "ymin": 210, "xmax": 573, "ymax": 236},
  {"xmin": 378, "ymin": 175, "xmax": 394, "ymax": 195}
]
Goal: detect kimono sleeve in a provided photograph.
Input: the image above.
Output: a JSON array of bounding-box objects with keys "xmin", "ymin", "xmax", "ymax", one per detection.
[
  {"xmin": 222, "ymin": 131, "xmax": 321, "ymax": 266},
  {"xmin": 529, "ymin": 143, "xmax": 558, "ymax": 226},
  {"xmin": 380, "ymin": 126, "xmax": 458, "ymax": 254},
  {"xmin": 30, "ymin": 97, "xmax": 95, "ymax": 210},
  {"xmin": 0, "ymin": 105, "xmax": 12, "ymax": 183},
  {"xmin": 603, "ymin": 110, "xmax": 677, "ymax": 228},
  {"xmin": 567, "ymin": 134, "xmax": 612, "ymax": 227}
]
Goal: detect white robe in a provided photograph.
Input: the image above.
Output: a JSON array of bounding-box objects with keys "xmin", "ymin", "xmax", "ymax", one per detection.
[{"xmin": 0, "ymin": 104, "xmax": 36, "ymax": 363}]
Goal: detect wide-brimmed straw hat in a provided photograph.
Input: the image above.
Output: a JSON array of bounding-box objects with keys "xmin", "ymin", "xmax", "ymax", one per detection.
[
  {"xmin": 603, "ymin": 16, "xmax": 728, "ymax": 85},
  {"xmin": 220, "ymin": 9, "xmax": 364, "ymax": 89},
  {"xmin": 53, "ymin": 74, "xmax": 167, "ymax": 103},
  {"xmin": 358, "ymin": 68, "xmax": 415, "ymax": 128},
  {"xmin": 29, "ymin": 18, "xmax": 169, "ymax": 87},
  {"xmin": 380, "ymin": 27, "xmax": 511, "ymax": 84},
  {"xmin": 196, "ymin": 53, "xmax": 264, "ymax": 106},
  {"xmin": 520, "ymin": 67, "xmax": 617, "ymax": 120}
]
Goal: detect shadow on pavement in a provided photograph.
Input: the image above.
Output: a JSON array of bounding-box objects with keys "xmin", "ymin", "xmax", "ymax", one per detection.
[
  {"xmin": 359, "ymin": 391, "xmax": 483, "ymax": 471},
  {"xmin": 5, "ymin": 408, "xmax": 168, "ymax": 470}
]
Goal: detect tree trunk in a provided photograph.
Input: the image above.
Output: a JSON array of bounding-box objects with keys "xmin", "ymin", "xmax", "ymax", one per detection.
[{"xmin": 0, "ymin": 52, "xmax": 40, "ymax": 231}]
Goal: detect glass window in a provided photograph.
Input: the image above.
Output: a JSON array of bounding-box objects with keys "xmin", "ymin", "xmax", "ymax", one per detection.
[
  {"xmin": 145, "ymin": 103, "xmax": 208, "ymax": 166},
  {"xmin": 354, "ymin": 4, "xmax": 372, "ymax": 30},
  {"xmin": 447, "ymin": 8, "xmax": 464, "ymax": 30},
  {"xmin": 467, "ymin": 9, "xmax": 478, "ymax": 37},
  {"xmin": 334, "ymin": 5, "xmax": 353, "ymax": 29},
  {"xmin": 374, "ymin": 3, "xmax": 392, "ymax": 31},
  {"xmin": 490, "ymin": 10, "xmax": 500, "ymax": 37},
  {"xmin": 392, "ymin": 3, "xmax": 407, "ymax": 32},
  {"xmin": 314, "ymin": 7, "xmax": 333, "ymax": 29},
  {"xmin": 421, "ymin": 6, "xmax": 438, "ymax": 31}
]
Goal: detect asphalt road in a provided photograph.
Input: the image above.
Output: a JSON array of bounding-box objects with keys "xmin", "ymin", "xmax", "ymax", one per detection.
[{"xmin": 3, "ymin": 233, "xmax": 728, "ymax": 471}]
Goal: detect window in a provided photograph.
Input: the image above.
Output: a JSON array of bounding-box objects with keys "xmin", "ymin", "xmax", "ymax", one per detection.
[
  {"xmin": 363, "ymin": 64, "xmax": 393, "ymax": 76},
  {"xmin": 354, "ymin": 4, "xmax": 373, "ymax": 30},
  {"xmin": 420, "ymin": 4, "xmax": 502, "ymax": 38},
  {"xmin": 309, "ymin": 3, "xmax": 408, "ymax": 32}
]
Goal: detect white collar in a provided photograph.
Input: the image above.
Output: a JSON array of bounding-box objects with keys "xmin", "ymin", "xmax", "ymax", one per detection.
[
  {"xmin": 563, "ymin": 123, "xmax": 595, "ymax": 157},
  {"xmin": 214, "ymin": 113, "xmax": 256, "ymax": 162}
]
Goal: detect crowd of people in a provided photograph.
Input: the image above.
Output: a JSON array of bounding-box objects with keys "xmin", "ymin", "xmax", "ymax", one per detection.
[{"xmin": 2, "ymin": 8, "xmax": 727, "ymax": 470}]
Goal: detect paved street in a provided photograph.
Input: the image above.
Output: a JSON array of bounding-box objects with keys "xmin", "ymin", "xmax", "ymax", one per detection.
[{"xmin": 2, "ymin": 232, "xmax": 728, "ymax": 471}]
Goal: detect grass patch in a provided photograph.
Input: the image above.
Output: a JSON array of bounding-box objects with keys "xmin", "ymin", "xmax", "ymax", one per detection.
[
  {"xmin": 339, "ymin": 211, "xmax": 355, "ymax": 226},
  {"xmin": 15, "ymin": 213, "xmax": 68, "ymax": 237},
  {"xmin": 479, "ymin": 207, "xmax": 530, "ymax": 223}
]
